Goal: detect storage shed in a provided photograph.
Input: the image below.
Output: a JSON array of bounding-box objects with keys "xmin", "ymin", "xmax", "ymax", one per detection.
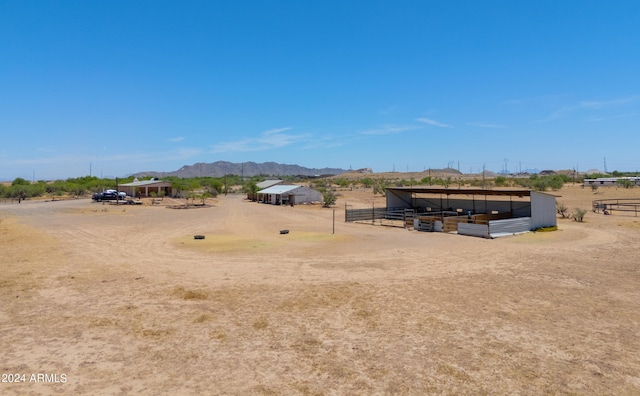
[
  {"xmin": 384, "ymin": 187, "xmax": 557, "ymax": 237},
  {"xmin": 256, "ymin": 185, "xmax": 322, "ymax": 205}
]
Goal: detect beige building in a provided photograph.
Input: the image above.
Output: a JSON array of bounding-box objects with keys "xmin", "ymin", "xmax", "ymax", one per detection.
[{"xmin": 119, "ymin": 178, "xmax": 173, "ymax": 198}]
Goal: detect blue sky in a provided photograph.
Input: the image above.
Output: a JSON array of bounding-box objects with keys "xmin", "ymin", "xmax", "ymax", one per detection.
[{"xmin": 1, "ymin": 1, "xmax": 639, "ymax": 180}]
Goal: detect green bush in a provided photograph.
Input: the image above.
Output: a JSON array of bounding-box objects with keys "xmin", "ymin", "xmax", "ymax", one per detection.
[
  {"xmin": 322, "ymin": 188, "xmax": 338, "ymax": 207},
  {"xmin": 573, "ymin": 208, "xmax": 587, "ymax": 222}
]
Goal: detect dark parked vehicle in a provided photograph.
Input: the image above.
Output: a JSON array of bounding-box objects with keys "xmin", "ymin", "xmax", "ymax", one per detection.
[{"xmin": 92, "ymin": 191, "xmax": 126, "ymax": 202}]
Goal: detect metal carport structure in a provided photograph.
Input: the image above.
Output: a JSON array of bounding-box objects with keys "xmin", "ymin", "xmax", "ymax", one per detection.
[{"xmin": 384, "ymin": 187, "xmax": 557, "ymax": 234}]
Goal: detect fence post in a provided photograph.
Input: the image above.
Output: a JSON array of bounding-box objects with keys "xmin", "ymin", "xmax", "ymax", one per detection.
[{"xmin": 333, "ymin": 209, "xmax": 335, "ymax": 234}]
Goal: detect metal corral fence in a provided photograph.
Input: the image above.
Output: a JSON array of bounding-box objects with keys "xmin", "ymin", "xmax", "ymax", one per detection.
[
  {"xmin": 345, "ymin": 205, "xmax": 470, "ymax": 229},
  {"xmin": 344, "ymin": 206, "xmax": 415, "ymax": 227},
  {"xmin": 592, "ymin": 198, "xmax": 640, "ymax": 216}
]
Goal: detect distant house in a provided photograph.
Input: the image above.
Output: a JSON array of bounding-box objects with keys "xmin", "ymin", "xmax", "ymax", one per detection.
[
  {"xmin": 119, "ymin": 178, "xmax": 174, "ymax": 198},
  {"xmin": 256, "ymin": 185, "xmax": 322, "ymax": 205},
  {"xmin": 539, "ymin": 170, "xmax": 557, "ymax": 176}
]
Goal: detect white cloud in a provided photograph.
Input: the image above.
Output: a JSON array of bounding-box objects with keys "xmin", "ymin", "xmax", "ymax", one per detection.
[
  {"xmin": 211, "ymin": 127, "xmax": 309, "ymax": 153},
  {"xmin": 579, "ymin": 96, "xmax": 639, "ymax": 109},
  {"xmin": 587, "ymin": 112, "xmax": 637, "ymax": 122},
  {"xmin": 167, "ymin": 136, "xmax": 185, "ymax": 142},
  {"xmin": 263, "ymin": 127, "xmax": 292, "ymax": 136},
  {"xmin": 416, "ymin": 117, "xmax": 452, "ymax": 128},
  {"xmin": 467, "ymin": 122, "xmax": 506, "ymax": 128},
  {"xmin": 360, "ymin": 125, "xmax": 419, "ymax": 136},
  {"xmin": 541, "ymin": 95, "xmax": 640, "ymax": 122}
]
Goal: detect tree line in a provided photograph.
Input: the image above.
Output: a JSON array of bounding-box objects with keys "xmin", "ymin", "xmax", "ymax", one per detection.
[{"xmin": 0, "ymin": 175, "xmax": 275, "ymax": 200}]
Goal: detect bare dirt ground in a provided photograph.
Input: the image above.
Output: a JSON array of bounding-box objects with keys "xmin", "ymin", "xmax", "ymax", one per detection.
[{"xmin": 1, "ymin": 184, "xmax": 640, "ymax": 395}]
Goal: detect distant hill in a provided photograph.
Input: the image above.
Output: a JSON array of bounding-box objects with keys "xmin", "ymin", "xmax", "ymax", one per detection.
[{"xmin": 133, "ymin": 161, "xmax": 348, "ymax": 178}]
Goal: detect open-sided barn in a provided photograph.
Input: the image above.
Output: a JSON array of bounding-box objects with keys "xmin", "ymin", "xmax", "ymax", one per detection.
[{"xmin": 346, "ymin": 187, "xmax": 557, "ymax": 238}]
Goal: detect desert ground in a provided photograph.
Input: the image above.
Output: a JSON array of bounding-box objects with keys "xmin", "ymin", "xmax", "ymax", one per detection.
[{"xmin": 1, "ymin": 184, "xmax": 640, "ymax": 395}]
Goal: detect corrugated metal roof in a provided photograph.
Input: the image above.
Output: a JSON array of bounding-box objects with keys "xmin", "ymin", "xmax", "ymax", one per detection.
[
  {"xmin": 120, "ymin": 180, "xmax": 171, "ymax": 187},
  {"xmin": 257, "ymin": 180, "xmax": 283, "ymax": 189},
  {"xmin": 257, "ymin": 185, "xmax": 301, "ymax": 194},
  {"xmin": 386, "ymin": 187, "xmax": 534, "ymax": 196}
]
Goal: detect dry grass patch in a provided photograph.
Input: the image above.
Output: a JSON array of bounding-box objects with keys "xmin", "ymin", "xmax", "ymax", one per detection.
[
  {"xmin": 171, "ymin": 286, "xmax": 209, "ymax": 300},
  {"xmin": 0, "ymin": 218, "xmax": 65, "ymax": 299},
  {"xmin": 209, "ymin": 329, "xmax": 228, "ymax": 341},
  {"xmin": 284, "ymin": 231, "xmax": 351, "ymax": 242},
  {"xmin": 88, "ymin": 317, "xmax": 119, "ymax": 327},
  {"xmin": 279, "ymin": 283, "xmax": 364, "ymax": 311},
  {"xmin": 252, "ymin": 317, "xmax": 269, "ymax": 330},
  {"xmin": 141, "ymin": 328, "xmax": 174, "ymax": 338},
  {"xmin": 618, "ymin": 220, "xmax": 640, "ymax": 229},
  {"xmin": 174, "ymin": 234, "xmax": 276, "ymax": 253},
  {"xmin": 193, "ymin": 314, "xmax": 213, "ymax": 323},
  {"xmin": 437, "ymin": 363, "xmax": 474, "ymax": 383}
]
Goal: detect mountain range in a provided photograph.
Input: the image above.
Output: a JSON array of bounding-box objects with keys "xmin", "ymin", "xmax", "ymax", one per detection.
[{"xmin": 132, "ymin": 161, "xmax": 348, "ymax": 178}]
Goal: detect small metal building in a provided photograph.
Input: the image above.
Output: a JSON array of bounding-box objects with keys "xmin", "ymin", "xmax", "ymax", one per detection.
[
  {"xmin": 385, "ymin": 187, "xmax": 557, "ymax": 237},
  {"xmin": 256, "ymin": 185, "xmax": 322, "ymax": 205}
]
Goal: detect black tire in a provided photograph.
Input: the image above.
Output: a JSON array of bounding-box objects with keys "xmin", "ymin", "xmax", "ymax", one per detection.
[{"xmin": 194, "ymin": 235, "xmax": 205, "ymax": 240}]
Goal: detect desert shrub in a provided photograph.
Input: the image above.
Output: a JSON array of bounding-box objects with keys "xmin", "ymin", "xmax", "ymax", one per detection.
[
  {"xmin": 335, "ymin": 178, "xmax": 350, "ymax": 188},
  {"xmin": 530, "ymin": 175, "xmax": 565, "ymax": 191},
  {"xmin": 322, "ymin": 188, "xmax": 338, "ymax": 207},
  {"xmin": 360, "ymin": 178, "xmax": 374, "ymax": 188},
  {"xmin": 617, "ymin": 179, "xmax": 634, "ymax": 189},
  {"xmin": 243, "ymin": 181, "xmax": 258, "ymax": 195},
  {"xmin": 556, "ymin": 202, "xmax": 569, "ymax": 218},
  {"xmin": 443, "ymin": 177, "xmax": 452, "ymax": 188},
  {"xmin": 11, "ymin": 177, "xmax": 30, "ymax": 186},
  {"xmin": 495, "ymin": 176, "xmax": 507, "ymax": 187},
  {"xmin": 573, "ymin": 208, "xmax": 587, "ymax": 222},
  {"xmin": 312, "ymin": 179, "xmax": 328, "ymax": 189},
  {"xmin": 373, "ymin": 180, "xmax": 388, "ymax": 195}
]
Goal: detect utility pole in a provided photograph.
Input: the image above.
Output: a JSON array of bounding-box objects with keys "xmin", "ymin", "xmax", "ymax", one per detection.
[{"xmin": 482, "ymin": 164, "xmax": 486, "ymax": 188}]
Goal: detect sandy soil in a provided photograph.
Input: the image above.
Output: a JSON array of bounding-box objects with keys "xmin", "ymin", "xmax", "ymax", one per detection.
[{"xmin": 1, "ymin": 184, "xmax": 640, "ymax": 395}]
